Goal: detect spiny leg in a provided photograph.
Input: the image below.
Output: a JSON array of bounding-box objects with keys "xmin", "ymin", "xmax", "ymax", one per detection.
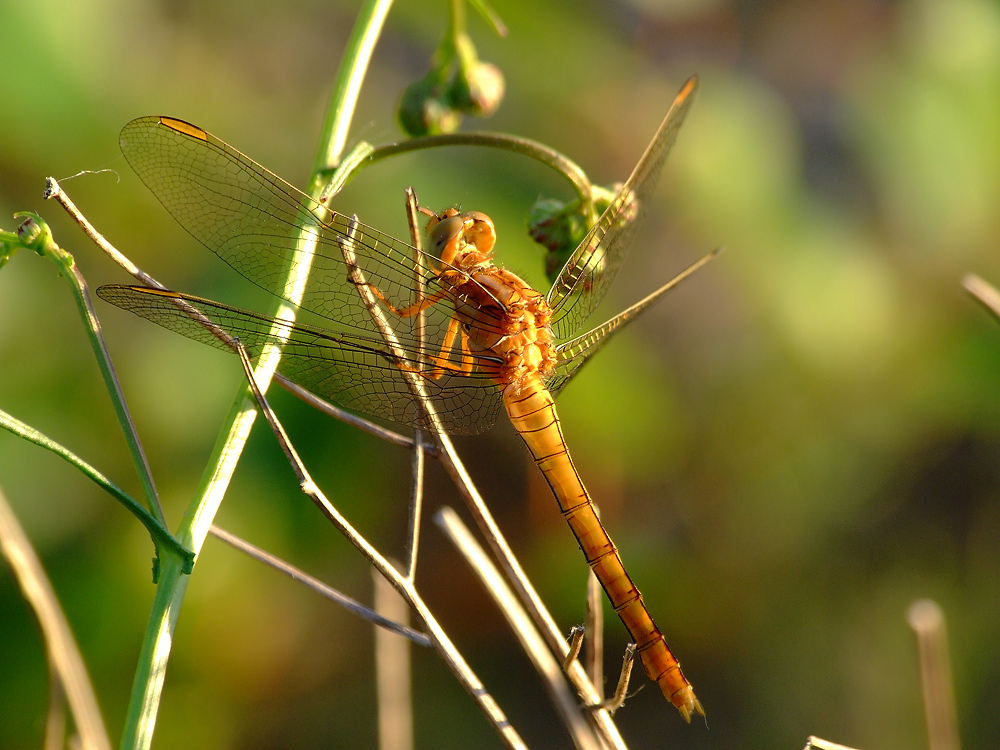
[
  {"xmin": 361, "ymin": 281, "xmax": 451, "ymax": 318},
  {"xmin": 353, "ymin": 202, "xmax": 479, "ymax": 380},
  {"xmin": 426, "ymin": 322, "xmax": 476, "ymax": 379},
  {"xmin": 422, "ymin": 315, "xmax": 462, "ymax": 378}
]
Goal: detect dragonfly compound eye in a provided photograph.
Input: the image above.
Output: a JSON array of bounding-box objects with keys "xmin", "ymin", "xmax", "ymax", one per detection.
[
  {"xmin": 463, "ymin": 211, "xmax": 496, "ymax": 255},
  {"xmin": 427, "ymin": 214, "xmax": 467, "ymax": 259},
  {"xmin": 423, "ymin": 206, "xmax": 460, "ymax": 231}
]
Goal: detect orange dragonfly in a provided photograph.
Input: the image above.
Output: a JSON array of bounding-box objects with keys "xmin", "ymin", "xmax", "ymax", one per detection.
[{"xmin": 98, "ymin": 77, "xmax": 707, "ymax": 721}]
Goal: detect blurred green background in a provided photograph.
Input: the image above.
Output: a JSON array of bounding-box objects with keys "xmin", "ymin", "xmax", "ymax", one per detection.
[{"xmin": 2, "ymin": 0, "xmax": 999, "ymax": 748}]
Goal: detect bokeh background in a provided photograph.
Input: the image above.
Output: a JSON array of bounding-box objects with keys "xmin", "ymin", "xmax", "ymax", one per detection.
[{"xmin": 2, "ymin": 0, "xmax": 999, "ymax": 748}]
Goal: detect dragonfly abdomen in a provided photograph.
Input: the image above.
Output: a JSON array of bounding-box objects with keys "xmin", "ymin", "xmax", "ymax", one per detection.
[{"xmin": 503, "ymin": 374, "xmax": 702, "ymax": 721}]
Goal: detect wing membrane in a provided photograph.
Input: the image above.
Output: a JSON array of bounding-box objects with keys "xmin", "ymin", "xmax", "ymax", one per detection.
[
  {"xmin": 545, "ymin": 77, "xmax": 698, "ymax": 339},
  {"xmin": 119, "ymin": 116, "xmax": 505, "ymax": 341},
  {"xmin": 97, "ymin": 285, "xmax": 504, "ymax": 435},
  {"xmin": 545, "ymin": 247, "xmax": 720, "ymax": 397}
]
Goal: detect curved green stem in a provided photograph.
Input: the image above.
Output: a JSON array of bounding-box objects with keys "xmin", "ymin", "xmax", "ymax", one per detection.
[
  {"xmin": 0, "ymin": 408, "xmax": 192, "ymax": 571},
  {"xmin": 467, "ymin": 0, "xmax": 507, "ymax": 36},
  {"xmin": 317, "ymin": 140, "xmax": 376, "ymax": 204},
  {"xmin": 12, "ymin": 213, "xmax": 165, "ymax": 527},
  {"xmin": 329, "ymin": 131, "xmax": 595, "ymax": 212},
  {"xmin": 310, "ymin": 0, "xmax": 396, "ymax": 186}
]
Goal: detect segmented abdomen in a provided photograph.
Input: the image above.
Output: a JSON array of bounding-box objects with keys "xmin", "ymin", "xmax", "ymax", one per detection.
[{"xmin": 502, "ymin": 374, "xmax": 701, "ymax": 721}]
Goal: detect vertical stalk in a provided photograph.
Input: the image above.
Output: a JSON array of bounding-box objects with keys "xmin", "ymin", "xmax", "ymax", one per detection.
[
  {"xmin": 374, "ymin": 571, "xmax": 414, "ymax": 750},
  {"xmin": 908, "ymin": 600, "xmax": 962, "ymax": 750},
  {"xmin": 118, "ymin": 3, "xmax": 396, "ymax": 748},
  {"xmin": 16, "ymin": 207, "xmax": 163, "ymax": 526},
  {"xmin": 403, "ymin": 188, "xmax": 427, "ymax": 579},
  {"xmin": 311, "ymin": 0, "xmax": 396, "ymax": 185}
]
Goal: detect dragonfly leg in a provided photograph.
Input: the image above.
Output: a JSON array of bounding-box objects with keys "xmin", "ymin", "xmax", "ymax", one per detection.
[
  {"xmin": 391, "ymin": 315, "xmax": 478, "ymax": 382},
  {"xmin": 425, "ymin": 318, "xmax": 476, "ymax": 379},
  {"xmin": 418, "ymin": 315, "xmax": 461, "ymax": 378},
  {"xmin": 392, "ymin": 315, "xmax": 476, "ymax": 381},
  {"xmin": 361, "ymin": 281, "xmax": 451, "ymax": 318}
]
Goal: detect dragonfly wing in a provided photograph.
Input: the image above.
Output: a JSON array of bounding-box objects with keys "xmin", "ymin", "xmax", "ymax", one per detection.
[
  {"xmin": 544, "ymin": 246, "xmax": 720, "ymax": 398},
  {"xmin": 545, "ymin": 77, "xmax": 698, "ymax": 340},
  {"xmin": 544, "ymin": 314, "xmax": 627, "ymax": 399},
  {"xmin": 96, "ymin": 284, "xmax": 504, "ymax": 435},
  {"xmin": 119, "ymin": 116, "xmax": 467, "ymax": 341}
]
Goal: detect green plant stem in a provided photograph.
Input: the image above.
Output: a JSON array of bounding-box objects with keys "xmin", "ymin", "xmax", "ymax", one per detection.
[
  {"xmin": 121, "ymin": 554, "xmax": 189, "ymax": 750},
  {"xmin": 310, "ymin": 0, "xmax": 396, "ymax": 188},
  {"xmin": 449, "ymin": 0, "xmax": 463, "ymax": 43},
  {"xmin": 14, "ymin": 213, "xmax": 164, "ymax": 527},
  {"xmin": 467, "ymin": 0, "xmax": 507, "ymax": 36},
  {"xmin": 317, "ymin": 140, "xmax": 376, "ymax": 204},
  {"xmin": 119, "ymin": 2, "xmax": 395, "ymax": 748},
  {"xmin": 0, "ymin": 409, "xmax": 191, "ymax": 569},
  {"xmin": 343, "ymin": 131, "xmax": 595, "ymax": 210}
]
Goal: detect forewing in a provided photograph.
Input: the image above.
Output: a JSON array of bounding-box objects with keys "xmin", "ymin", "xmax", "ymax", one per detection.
[
  {"xmin": 118, "ymin": 116, "xmax": 504, "ymax": 345},
  {"xmin": 545, "ymin": 77, "xmax": 698, "ymax": 340},
  {"xmin": 97, "ymin": 285, "xmax": 504, "ymax": 435}
]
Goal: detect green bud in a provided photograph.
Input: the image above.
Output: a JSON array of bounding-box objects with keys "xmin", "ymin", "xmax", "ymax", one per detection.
[
  {"xmin": 452, "ymin": 60, "xmax": 505, "ymax": 118},
  {"xmin": 398, "ymin": 75, "xmax": 463, "ymax": 137},
  {"xmin": 527, "ymin": 184, "xmax": 620, "ymax": 283},
  {"xmin": 16, "ymin": 216, "xmax": 43, "ymax": 248}
]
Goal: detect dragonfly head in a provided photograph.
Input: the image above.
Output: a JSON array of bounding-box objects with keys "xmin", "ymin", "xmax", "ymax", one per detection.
[{"xmin": 426, "ymin": 208, "xmax": 496, "ymax": 266}]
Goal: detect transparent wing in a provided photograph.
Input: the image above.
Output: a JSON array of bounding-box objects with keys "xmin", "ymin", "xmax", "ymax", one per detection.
[
  {"xmin": 544, "ymin": 247, "xmax": 720, "ymax": 397},
  {"xmin": 97, "ymin": 285, "xmax": 504, "ymax": 435},
  {"xmin": 118, "ymin": 116, "xmax": 506, "ymax": 343},
  {"xmin": 116, "ymin": 115, "xmax": 514, "ymax": 434},
  {"xmin": 545, "ymin": 77, "xmax": 698, "ymax": 340}
]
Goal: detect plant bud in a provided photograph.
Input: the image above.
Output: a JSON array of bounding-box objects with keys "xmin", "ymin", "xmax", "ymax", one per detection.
[{"xmin": 398, "ymin": 75, "xmax": 462, "ymax": 137}]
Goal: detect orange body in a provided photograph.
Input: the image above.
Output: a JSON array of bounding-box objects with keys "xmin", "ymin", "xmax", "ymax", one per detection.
[
  {"xmin": 433, "ymin": 210, "xmax": 702, "ymax": 721},
  {"xmin": 503, "ymin": 376, "xmax": 699, "ymax": 719}
]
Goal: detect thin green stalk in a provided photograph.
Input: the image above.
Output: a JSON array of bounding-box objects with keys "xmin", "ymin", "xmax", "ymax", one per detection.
[
  {"xmin": 12, "ymin": 213, "xmax": 164, "ymax": 527},
  {"xmin": 311, "ymin": 0, "xmax": 396, "ymax": 187},
  {"xmin": 0, "ymin": 409, "xmax": 192, "ymax": 569},
  {"xmin": 334, "ymin": 131, "xmax": 595, "ymax": 210},
  {"xmin": 467, "ymin": 0, "xmax": 506, "ymax": 36},
  {"xmin": 119, "ymin": 3, "xmax": 396, "ymax": 748},
  {"xmin": 122, "ymin": 555, "xmax": 189, "ymax": 750},
  {"xmin": 448, "ymin": 0, "xmax": 464, "ymax": 43}
]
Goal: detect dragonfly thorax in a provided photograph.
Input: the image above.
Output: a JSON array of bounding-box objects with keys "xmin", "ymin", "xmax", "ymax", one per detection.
[
  {"xmin": 458, "ymin": 267, "xmax": 556, "ymax": 388},
  {"xmin": 427, "ymin": 207, "xmax": 556, "ymax": 388}
]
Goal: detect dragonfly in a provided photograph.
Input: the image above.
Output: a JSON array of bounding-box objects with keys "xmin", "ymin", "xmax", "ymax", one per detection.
[{"xmin": 98, "ymin": 76, "xmax": 707, "ymax": 721}]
